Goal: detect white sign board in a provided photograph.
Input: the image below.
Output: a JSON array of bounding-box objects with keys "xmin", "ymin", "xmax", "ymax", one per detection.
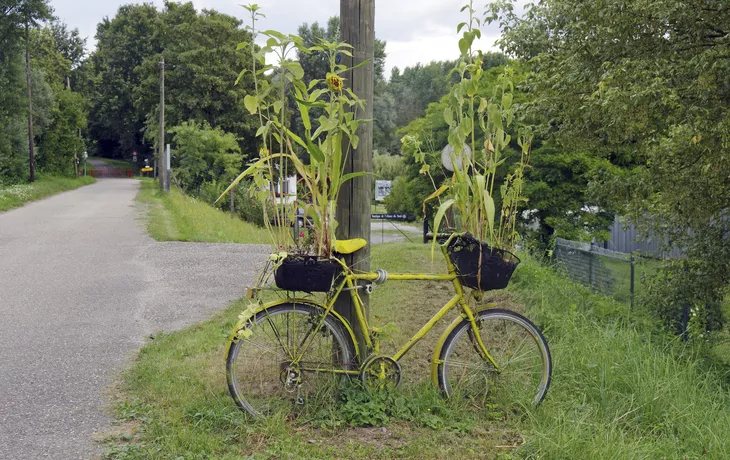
[{"xmin": 375, "ymin": 180, "xmax": 392, "ymax": 202}]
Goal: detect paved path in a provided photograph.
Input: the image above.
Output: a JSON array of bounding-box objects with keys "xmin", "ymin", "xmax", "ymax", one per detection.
[
  {"xmin": 370, "ymin": 219, "xmax": 422, "ymax": 244},
  {"xmin": 0, "ymin": 179, "xmax": 268, "ymax": 459}
]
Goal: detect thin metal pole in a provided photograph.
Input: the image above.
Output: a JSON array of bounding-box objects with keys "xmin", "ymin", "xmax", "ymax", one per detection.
[
  {"xmin": 630, "ymin": 254, "xmax": 635, "ymax": 310},
  {"xmin": 159, "ymin": 57, "xmax": 166, "ymax": 191}
]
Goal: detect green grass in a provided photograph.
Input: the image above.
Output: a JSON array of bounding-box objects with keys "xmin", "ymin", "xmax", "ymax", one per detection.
[
  {"xmin": 0, "ymin": 174, "xmax": 96, "ymax": 212},
  {"xmin": 135, "ymin": 178, "xmax": 270, "ymax": 244},
  {"xmin": 108, "ymin": 188, "xmax": 730, "ymax": 458},
  {"xmin": 104, "ymin": 244, "xmax": 523, "ymax": 459},
  {"xmin": 106, "ymin": 242, "xmax": 730, "ymax": 459},
  {"xmin": 510, "ymin": 260, "xmax": 730, "ymax": 458}
]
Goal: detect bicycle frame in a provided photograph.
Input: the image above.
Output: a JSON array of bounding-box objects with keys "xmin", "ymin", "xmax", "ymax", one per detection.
[{"xmin": 290, "ymin": 235, "xmax": 501, "ymax": 378}]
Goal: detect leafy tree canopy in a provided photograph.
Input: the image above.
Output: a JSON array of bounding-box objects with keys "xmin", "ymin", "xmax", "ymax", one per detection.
[{"xmin": 488, "ymin": 0, "xmax": 730, "ymax": 330}]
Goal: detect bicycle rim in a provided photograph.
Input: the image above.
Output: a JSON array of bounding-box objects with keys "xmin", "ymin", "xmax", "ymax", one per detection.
[
  {"xmin": 438, "ymin": 309, "xmax": 551, "ymax": 410},
  {"xmin": 226, "ymin": 303, "xmax": 355, "ymax": 416}
]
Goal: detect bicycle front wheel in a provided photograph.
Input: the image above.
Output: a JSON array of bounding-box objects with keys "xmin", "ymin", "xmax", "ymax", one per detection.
[
  {"xmin": 226, "ymin": 303, "xmax": 356, "ymax": 416},
  {"xmin": 437, "ymin": 308, "xmax": 551, "ymax": 410}
]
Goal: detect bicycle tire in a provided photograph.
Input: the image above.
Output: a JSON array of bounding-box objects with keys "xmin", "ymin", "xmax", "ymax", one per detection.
[
  {"xmin": 226, "ymin": 303, "xmax": 356, "ymax": 416},
  {"xmin": 437, "ymin": 308, "xmax": 552, "ymax": 409}
]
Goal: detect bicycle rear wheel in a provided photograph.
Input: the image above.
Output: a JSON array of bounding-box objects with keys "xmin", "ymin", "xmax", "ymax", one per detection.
[
  {"xmin": 437, "ymin": 308, "xmax": 551, "ymax": 410},
  {"xmin": 226, "ymin": 303, "xmax": 356, "ymax": 416}
]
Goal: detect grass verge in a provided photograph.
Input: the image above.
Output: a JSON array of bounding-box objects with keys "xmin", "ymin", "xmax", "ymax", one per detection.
[
  {"xmin": 104, "ymin": 243, "xmax": 522, "ymax": 459},
  {"xmin": 0, "ymin": 175, "xmax": 95, "ymax": 212},
  {"xmin": 106, "ymin": 235, "xmax": 730, "ymax": 457},
  {"xmin": 135, "ymin": 178, "xmax": 270, "ymax": 244}
]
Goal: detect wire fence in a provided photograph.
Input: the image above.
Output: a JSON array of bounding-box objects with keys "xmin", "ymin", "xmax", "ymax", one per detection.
[{"xmin": 554, "ymin": 238, "xmax": 662, "ymax": 307}]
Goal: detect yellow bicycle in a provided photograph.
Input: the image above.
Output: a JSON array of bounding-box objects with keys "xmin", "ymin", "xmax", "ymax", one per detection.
[{"xmin": 226, "ymin": 233, "xmax": 552, "ymax": 416}]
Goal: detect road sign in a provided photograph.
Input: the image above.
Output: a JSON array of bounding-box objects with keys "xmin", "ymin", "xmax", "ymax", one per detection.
[
  {"xmin": 375, "ymin": 180, "xmax": 392, "ymax": 202},
  {"xmin": 141, "ymin": 167, "xmax": 153, "ymax": 172},
  {"xmin": 371, "ymin": 213, "xmax": 415, "ymax": 222}
]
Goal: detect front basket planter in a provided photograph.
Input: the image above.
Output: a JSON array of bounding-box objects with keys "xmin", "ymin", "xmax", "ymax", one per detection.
[
  {"xmin": 448, "ymin": 234, "xmax": 520, "ymax": 291},
  {"xmin": 274, "ymin": 256, "xmax": 341, "ymax": 292}
]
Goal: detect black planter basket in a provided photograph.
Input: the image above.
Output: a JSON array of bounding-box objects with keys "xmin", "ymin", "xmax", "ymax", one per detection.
[
  {"xmin": 274, "ymin": 256, "xmax": 341, "ymax": 292},
  {"xmin": 447, "ymin": 233, "xmax": 520, "ymax": 291}
]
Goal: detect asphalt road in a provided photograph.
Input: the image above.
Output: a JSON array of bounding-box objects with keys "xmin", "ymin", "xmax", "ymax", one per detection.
[{"xmin": 0, "ymin": 178, "xmax": 269, "ymax": 459}]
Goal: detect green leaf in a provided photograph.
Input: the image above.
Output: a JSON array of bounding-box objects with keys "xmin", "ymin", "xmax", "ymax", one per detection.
[
  {"xmin": 305, "ymin": 139, "xmax": 325, "ymax": 163},
  {"xmin": 284, "ymin": 60, "xmax": 305, "ymax": 80},
  {"xmin": 443, "ymin": 107, "xmax": 453, "ymax": 126},
  {"xmin": 502, "ymin": 92, "xmax": 513, "ymax": 110},
  {"xmin": 284, "ymin": 127, "xmax": 307, "ymax": 150},
  {"xmin": 273, "ymin": 100, "xmax": 283, "ymax": 114},
  {"xmin": 341, "ymin": 171, "xmax": 368, "ymax": 183},
  {"xmin": 243, "ymin": 95, "xmax": 258, "ymax": 115},
  {"xmin": 234, "ymin": 68, "xmax": 248, "ymax": 86},
  {"xmin": 431, "ymin": 198, "xmax": 456, "ymax": 257},
  {"xmin": 346, "ymin": 58, "xmax": 371, "ymax": 73},
  {"xmin": 458, "ymin": 37, "xmax": 470, "ymax": 57},
  {"xmin": 215, "ymin": 154, "xmax": 288, "ymax": 203}
]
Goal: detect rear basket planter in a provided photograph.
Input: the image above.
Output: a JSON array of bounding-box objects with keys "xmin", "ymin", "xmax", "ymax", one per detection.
[
  {"xmin": 274, "ymin": 256, "xmax": 341, "ymax": 292},
  {"xmin": 447, "ymin": 234, "xmax": 520, "ymax": 291}
]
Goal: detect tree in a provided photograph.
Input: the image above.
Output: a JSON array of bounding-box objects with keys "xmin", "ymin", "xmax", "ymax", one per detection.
[
  {"xmin": 88, "ymin": 2, "xmax": 258, "ymax": 162},
  {"xmin": 17, "ymin": 0, "xmax": 54, "ymax": 182},
  {"xmin": 133, "ymin": 2, "xmax": 258, "ymax": 160},
  {"xmin": 0, "ymin": 3, "xmax": 28, "ymax": 183},
  {"xmin": 489, "ymin": 0, "xmax": 730, "ymax": 331},
  {"xmin": 168, "ymin": 121, "xmax": 241, "ymax": 194},
  {"xmin": 523, "ymin": 143, "xmax": 614, "ymax": 247},
  {"xmin": 88, "ymin": 3, "xmax": 160, "ymax": 158},
  {"xmin": 37, "ymin": 89, "xmax": 86, "ymax": 174}
]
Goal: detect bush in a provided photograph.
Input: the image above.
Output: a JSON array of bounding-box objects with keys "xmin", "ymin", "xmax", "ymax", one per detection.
[
  {"xmin": 383, "ymin": 176, "xmax": 410, "ymax": 213},
  {"xmin": 169, "ymin": 121, "xmax": 241, "ymax": 193},
  {"xmin": 235, "ymin": 183, "xmax": 276, "ymax": 227}
]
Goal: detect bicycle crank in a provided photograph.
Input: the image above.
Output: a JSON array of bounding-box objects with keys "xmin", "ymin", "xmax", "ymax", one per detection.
[{"xmin": 360, "ymin": 356, "xmax": 402, "ymax": 393}]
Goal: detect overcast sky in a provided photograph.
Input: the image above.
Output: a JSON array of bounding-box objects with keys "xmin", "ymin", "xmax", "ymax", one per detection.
[{"xmin": 50, "ymin": 0, "xmax": 526, "ymax": 78}]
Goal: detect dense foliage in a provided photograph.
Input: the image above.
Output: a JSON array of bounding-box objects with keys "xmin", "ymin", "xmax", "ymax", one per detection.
[
  {"xmin": 87, "ymin": 2, "xmax": 258, "ymax": 162},
  {"xmin": 488, "ymin": 0, "xmax": 730, "ymax": 331},
  {"xmin": 0, "ymin": 0, "xmax": 87, "ymax": 185}
]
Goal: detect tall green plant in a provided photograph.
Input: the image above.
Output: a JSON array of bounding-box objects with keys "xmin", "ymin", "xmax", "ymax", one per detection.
[
  {"xmin": 423, "ymin": 0, "xmax": 532, "ymax": 255},
  {"xmin": 218, "ymin": 4, "xmax": 367, "ymax": 258}
]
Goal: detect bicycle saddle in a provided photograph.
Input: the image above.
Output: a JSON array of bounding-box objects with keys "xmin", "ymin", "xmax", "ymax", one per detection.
[{"xmin": 334, "ymin": 238, "xmax": 367, "ymax": 254}]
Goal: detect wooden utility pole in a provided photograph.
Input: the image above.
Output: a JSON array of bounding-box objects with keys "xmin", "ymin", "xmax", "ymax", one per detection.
[
  {"xmin": 335, "ymin": 0, "xmax": 375, "ymax": 358},
  {"xmin": 25, "ymin": 20, "xmax": 35, "ymax": 183},
  {"xmin": 158, "ymin": 57, "xmax": 167, "ymax": 192}
]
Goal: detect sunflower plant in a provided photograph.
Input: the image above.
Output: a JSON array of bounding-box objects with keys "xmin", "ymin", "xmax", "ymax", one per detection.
[
  {"xmin": 422, "ymin": 0, "xmax": 533, "ymax": 257},
  {"xmin": 218, "ymin": 4, "xmax": 368, "ymax": 259}
]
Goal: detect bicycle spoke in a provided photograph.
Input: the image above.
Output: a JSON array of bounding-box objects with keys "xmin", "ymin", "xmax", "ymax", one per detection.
[
  {"xmin": 227, "ymin": 304, "xmax": 354, "ymax": 416},
  {"xmin": 439, "ymin": 309, "xmax": 551, "ymax": 409}
]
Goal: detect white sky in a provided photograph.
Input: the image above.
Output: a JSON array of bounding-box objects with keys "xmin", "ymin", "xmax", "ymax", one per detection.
[{"xmin": 50, "ymin": 0, "xmax": 527, "ymax": 78}]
